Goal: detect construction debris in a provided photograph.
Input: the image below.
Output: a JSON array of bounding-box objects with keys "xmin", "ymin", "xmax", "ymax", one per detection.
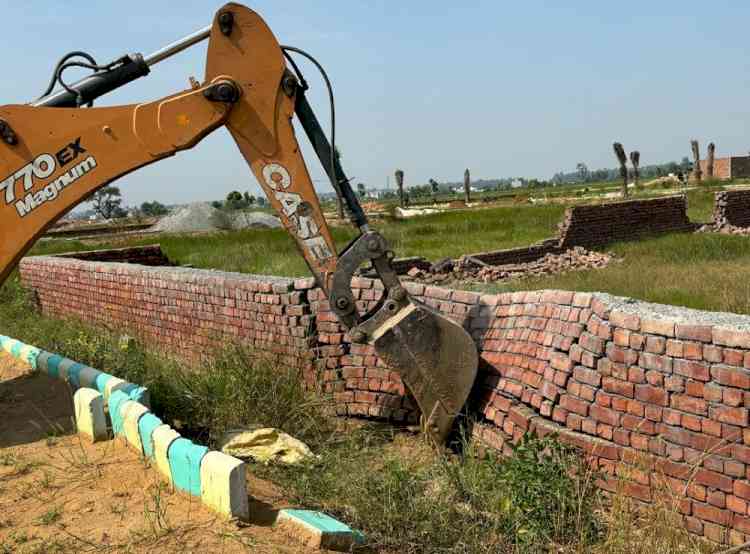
[
  {"xmin": 219, "ymin": 427, "xmax": 314, "ymax": 465},
  {"xmin": 405, "ymin": 247, "xmax": 617, "ymax": 285},
  {"xmin": 697, "ymin": 223, "xmax": 750, "ymax": 236}
]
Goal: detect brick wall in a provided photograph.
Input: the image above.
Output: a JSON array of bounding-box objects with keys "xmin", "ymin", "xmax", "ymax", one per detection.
[
  {"xmin": 18, "ymin": 256, "xmax": 318, "ymax": 387},
  {"xmin": 56, "ymin": 245, "xmax": 172, "ymax": 266},
  {"xmin": 18, "ymin": 246, "xmax": 750, "ymax": 546},
  {"xmin": 701, "ymin": 158, "xmax": 732, "ymax": 180},
  {"xmin": 712, "ymin": 189, "xmax": 750, "ymax": 228},
  {"xmin": 731, "ymin": 158, "xmax": 750, "ymax": 179},
  {"xmin": 558, "ymin": 196, "xmax": 696, "ymax": 249},
  {"xmin": 462, "ymin": 196, "xmax": 695, "ymax": 267}
]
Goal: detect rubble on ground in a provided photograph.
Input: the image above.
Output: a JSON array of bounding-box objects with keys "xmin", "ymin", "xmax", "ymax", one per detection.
[
  {"xmin": 404, "ymin": 247, "xmax": 617, "ymax": 285},
  {"xmin": 697, "ymin": 223, "xmax": 750, "ymax": 236}
]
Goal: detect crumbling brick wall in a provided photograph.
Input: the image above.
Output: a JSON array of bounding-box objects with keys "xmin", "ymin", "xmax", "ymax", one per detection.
[
  {"xmin": 701, "ymin": 158, "xmax": 732, "ymax": 180},
  {"xmin": 558, "ymin": 196, "xmax": 696, "ymax": 249},
  {"xmin": 56, "ymin": 245, "xmax": 172, "ymax": 266},
  {"xmin": 18, "ymin": 239, "xmax": 750, "ymax": 546},
  {"xmin": 713, "ymin": 189, "xmax": 750, "ymax": 228},
  {"xmin": 461, "ymin": 196, "xmax": 695, "ymax": 267}
]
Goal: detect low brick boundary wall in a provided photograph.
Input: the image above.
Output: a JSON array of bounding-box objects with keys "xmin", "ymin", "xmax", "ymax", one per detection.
[
  {"xmin": 558, "ymin": 195, "xmax": 696, "ymax": 249},
  {"xmin": 17, "ymin": 254, "xmax": 750, "ymax": 545},
  {"xmin": 460, "ymin": 196, "xmax": 695, "ymax": 269},
  {"xmin": 56, "ymin": 244, "xmax": 172, "ymax": 266},
  {"xmin": 713, "ymin": 189, "xmax": 750, "ymax": 228}
]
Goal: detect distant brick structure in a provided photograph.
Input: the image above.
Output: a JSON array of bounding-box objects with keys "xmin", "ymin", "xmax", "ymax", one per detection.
[
  {"xmin": 464, "ymin": 196, "xmax": 695, "ymax": 266},
  {"xmin": 700, "ymin": 156, "xmax": 750, "ymax": 180},
  {"xmin": 18, "ymin": 254, "xmax": 750, "ymax": 547},
  {"xmin": 56, "ymin": 245, "xmax": 172, "ymax": 266},
  {"xmin": 712, "ymin": 189, "xmax": 750, "ymax": 228}
]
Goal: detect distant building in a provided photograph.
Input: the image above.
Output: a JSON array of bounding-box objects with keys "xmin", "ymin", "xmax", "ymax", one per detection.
[{"xmin": 699, "ymin": 155, "xmax": 750, "ymax": 180}]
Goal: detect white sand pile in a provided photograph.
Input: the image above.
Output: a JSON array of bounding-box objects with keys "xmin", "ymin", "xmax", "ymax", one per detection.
[{"xmin": 153, "ymin": 202, "xmax": 281, "ymax": 233}]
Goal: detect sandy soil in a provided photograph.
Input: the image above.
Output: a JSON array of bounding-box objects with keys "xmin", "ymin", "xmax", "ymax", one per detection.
[{"xmin": 0, "ymin": 353, "xmax": 320, "ymax": 553}]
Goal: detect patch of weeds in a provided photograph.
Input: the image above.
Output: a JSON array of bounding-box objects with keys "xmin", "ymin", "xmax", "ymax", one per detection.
[
  {"xmin": 35, "ymin": 506, "xmax": 62, "ymax": 526},
  {"xmin": 259, "ymin": 428, "xmax": 601, "ymax": 553},
  {"xmin": 142, "ymin": 482, "xmax": 171, "ymax": 537}
]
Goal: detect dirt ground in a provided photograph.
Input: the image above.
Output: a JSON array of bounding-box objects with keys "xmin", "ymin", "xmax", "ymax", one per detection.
[{"xmin": 0, "ymin": 353, "xmax": 324, "ymax": 553}]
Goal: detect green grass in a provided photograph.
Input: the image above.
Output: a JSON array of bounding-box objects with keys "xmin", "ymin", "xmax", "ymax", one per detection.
[
  {"xmin": 0, "ymin": 278, "xmax": 713, "ymax": 553},
  {"xmin": 475, "ymin": 232, "xmax": 750, "ymax": 315},
  {"xmin": 31, "ymin": 203, "xmax": 564, "ymax": 277}
]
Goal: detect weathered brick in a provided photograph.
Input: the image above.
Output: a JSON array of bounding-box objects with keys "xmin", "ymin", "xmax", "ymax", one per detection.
[
  {"xmin": 670, "ymin": 395, "xmax": 708, "ymax": 416},
  {"xmin": 675, "ymin": 324, "xmax": 713, "ymax": 343},
  {"xmin": 635, "ymin": 384, "xmax": 668, "ymax": 406},
  {"xmin": 641, "ymin": 317, "xmax": 675, "ymax": 337},
  {"xmin": 673, "ymin": 359, "xmax": 709, "ymax": 381},
  {"xmin": 712, "ymin": 365, "xmax": 750, "ymax": 389}
]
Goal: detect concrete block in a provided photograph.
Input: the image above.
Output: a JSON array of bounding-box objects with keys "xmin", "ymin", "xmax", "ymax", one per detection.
[
  {"xmin": 19, "ymin": 344, "xmax": 40, "ymax": 368},
  {"xmin": 121, "ymin": 401, "xmax": 150, "ymax": 453},
  {"xmin": 45, "ymin": 354, "xmax": 64, "ymax": 379},
  {"xmin": 108, "ymin": 390, "xmax": 130, "ymax": 436},
  {"xmin": 138, "ymin": 412, "xmax": 163, "ymax": 459},
  {"xmin": 199, "ymin": 451, "xmax": 249, "ymax": 520},
  {"xmin": 168, "ymin": 438, "xmax": 209, "ymax": 496},
  {"xmin": 66, "ymin": 362, "xmax": 86, "ymax": 388},
  {"xmin": 73, "ymin": 388, "xmax": 107, "ymax": 442},
  {"xmin": 94, "ymin": 372, "xmax": 113, "ymax": 395},
  {"xmin": 103, "ymin": 377, "xmax": 128, "ymax": 401},
  {"xmin": 78, "ymin": 366, "xmax": 103, "ymax": 389},
  {"xmin": 57, "ymin": 358, "xmax": 76, "ymax": 381},
  {"xmin": 9, "ymin": 339, "xmax": 22, "ymax": 357},
  {"xmin": 152, "ymin": 425, "xmax": 181, "ymax": 482},
  {"xmin": 36, "ymin": 351, "xmax": 52, "ymax": 374},
  {"xmin": 275, "ymin": 509, "xmax": 365, "ymax": 551}
]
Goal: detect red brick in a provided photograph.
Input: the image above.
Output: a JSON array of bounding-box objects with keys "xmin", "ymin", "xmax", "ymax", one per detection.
[
  {"xmin": 610, "ymin": 311, "xmax": 640, "ymax": 331},
  {"xmin": 559, "ymin": 394, "xmax": 589, "ymax": 416},
  {"xmin": 714, "ymin": 327, "xmax": 750, "ymax": 348},
  {"xmin": 641, "ymin": 317, "xmax": 675, "ymax": 337},
  {"xmin": 602, "ymin": 377, "xmax": 634, "ymax": 398},
  {"xmin": 735, "ymin": 481, "xmax": 750, "ymax": 501},
  {"xmin": 693, "ymin": 502, "xmax": 731, "ymax": 525},
  {"xmin": 590, "ymin": 404, "xmax": 620, "ymax": 426},
  {"xmin": 673, "ymin": 359, "xmax": 710, "ymax": 381},
  {"xmin": 670, "ymin": 394, "xmax": 708, "ymax": 416},
  {"xmin": 645, "ymin": 335, "xmax": 666, "ymax": 354},
  {"xmin": 727, "ymin": 495, "xmax": 748, "ymax": 514},
  {"xmin": 712, "ymin": 365, "xmax": 750, "ymax": 389},
  {"xmin": 635, "ymin": 384, "xmax": 668, "ymax": 406},
  {"xmin": 675, "ymin": 324, "xmax": 713, "ymax": 343},
  {"xmin": 711, "ymin": 406, "xmax": 749, "ymax": 427}
]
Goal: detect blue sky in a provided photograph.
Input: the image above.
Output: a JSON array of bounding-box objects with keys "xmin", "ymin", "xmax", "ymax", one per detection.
[{"xmin": 2, "ymin": 1, "xmax": 749, "ymax": 206}]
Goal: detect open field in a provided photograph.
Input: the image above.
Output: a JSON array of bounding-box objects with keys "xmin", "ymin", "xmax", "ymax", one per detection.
[{"xmin": 27, "ymin": 183, "xmax": 750, "ymax": 315}]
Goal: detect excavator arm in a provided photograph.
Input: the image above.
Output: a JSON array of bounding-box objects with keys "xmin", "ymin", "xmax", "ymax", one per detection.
[{"xmin": 0, "ymin": 3, "xmax": 477, "ymax": 443}]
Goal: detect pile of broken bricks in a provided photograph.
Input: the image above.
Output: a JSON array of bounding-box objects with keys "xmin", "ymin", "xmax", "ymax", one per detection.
[{"xmin": 0, "ymin": 334, "xmax": 364, "ymax": 551}]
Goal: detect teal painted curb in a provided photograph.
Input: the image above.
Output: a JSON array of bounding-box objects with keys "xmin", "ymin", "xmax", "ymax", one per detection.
[
  {"xmin": 1, "ymin": 334, "xmax": 292, "ymax": 522},
  {"xmin": 168, "ymin": 438, "xmax": 209, "ymax": 496},
  {"xmin": 109, "ymin": 390, "xmax": 130, "ymax": 436},
  {"xmin": 138, "ymin": 412, "xmax": 163, "ymax": 458},
  {"xmin": 0, "ymin": 335, "xmax": 147, "ymax": 404}
]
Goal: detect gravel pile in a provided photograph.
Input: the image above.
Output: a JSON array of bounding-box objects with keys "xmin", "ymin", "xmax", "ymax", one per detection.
[
  {"xmin": 405, "ymin": 247, "xmax": 617, "ymax": 285},
  {"xmin": 153, "ymin": 203, "xmax": 280, "ymax": 233}
]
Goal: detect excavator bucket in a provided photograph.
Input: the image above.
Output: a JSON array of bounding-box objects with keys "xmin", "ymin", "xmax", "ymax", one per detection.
[{"xmin": 373, "ymin": 300, "xmax": 478, "ymax": 442}]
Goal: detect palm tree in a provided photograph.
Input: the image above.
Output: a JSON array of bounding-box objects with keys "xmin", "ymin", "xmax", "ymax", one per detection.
[
  {"xmin": 629, "ymin": 151, "xmax": 641, "ymax": 190},
  {"xmin": 613, "ymin": 142, "xmax": 628, "ymax": 198},
  {"xmin": 395, "ymin": 169, "xmax": 405, "ymax": 208},
  {"xmin": 690, "ymin": 140, "xmax": 702, "ymax": 183},
  {"xmin": 706, "ymin": 142, "xmax": 715, "ymax": 179},
  {"xmin": 464, "ymin": 168, "xmax": 471, "ymax": 204}
]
